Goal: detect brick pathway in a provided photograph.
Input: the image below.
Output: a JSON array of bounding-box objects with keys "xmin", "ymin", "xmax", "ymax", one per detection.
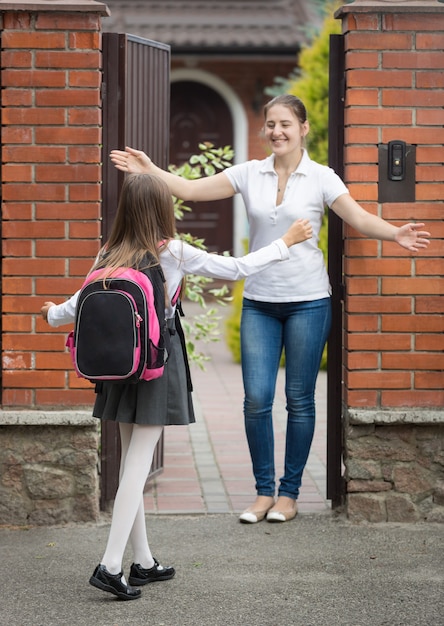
[{"xmin": 144, "ymin": 303, "xmax": 329, "ymax": 515}]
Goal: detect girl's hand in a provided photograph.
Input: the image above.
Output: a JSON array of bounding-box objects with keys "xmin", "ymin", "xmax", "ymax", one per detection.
[
  {"xmin": 395, "ymin": 223, "xmax": 431, "ymax": 252},
  {"xmin": 282, "ymin": 218, "xmax": 313, "ymax": 247},
  {"xmin": 109, "ymin": 146, "xmax": 152, "ymax": 174},
  {"xmin": 41, "ymin": 301, "xmax": 56, "ymax": 322}
]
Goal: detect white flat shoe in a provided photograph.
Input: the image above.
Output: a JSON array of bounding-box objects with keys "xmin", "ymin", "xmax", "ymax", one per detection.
[
  {"xmin": 239, "ymin": 497, "xmax": 275, "ymax": 524},
  {"xmin": 239, "ymin": 509, "xmax": 268, "ymax": 524},
  {"xmin": 266, "ymin": 504, "xmax": 298, "ymax": 523}
]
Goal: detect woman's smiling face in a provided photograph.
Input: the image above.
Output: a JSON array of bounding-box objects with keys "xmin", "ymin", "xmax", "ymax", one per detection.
[{"xmin": 264, "ymin": 104, "xmax": 309, "ymax": 157}]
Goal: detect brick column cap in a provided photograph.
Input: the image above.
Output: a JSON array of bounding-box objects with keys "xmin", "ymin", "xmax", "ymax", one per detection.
[
  {"xmin": 0, "ymin": 0, "xmax": 110, "ymax": 15},
  {"xmin": 336, "ymin": 0, "xmax": 444, "ymax": 17}
]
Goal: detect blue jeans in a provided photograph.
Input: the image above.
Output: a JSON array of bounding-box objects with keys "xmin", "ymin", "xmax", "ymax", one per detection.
[{"xmin": 240, "ymin": 297, "xmax": 331, "ymax": 500}]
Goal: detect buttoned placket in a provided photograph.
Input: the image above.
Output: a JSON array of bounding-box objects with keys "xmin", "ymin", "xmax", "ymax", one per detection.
[{"xmin": 272, "ymin": 171, "xmax": 296, "ymax": 221}]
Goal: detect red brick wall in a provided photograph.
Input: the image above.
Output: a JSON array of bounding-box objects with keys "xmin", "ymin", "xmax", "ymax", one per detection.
[
  {"xmin": 1, "ymin": 7, "xmax": 105, "ymax": 408},
  {"xmin": 340, "ymin": 6, "xmax": 444, "ymax": 410}
]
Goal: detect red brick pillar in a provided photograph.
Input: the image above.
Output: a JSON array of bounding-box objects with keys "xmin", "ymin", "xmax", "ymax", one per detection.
[
  {"xmin": 335, "ymin": 0, "xmax": 444, "ymax": 522},
  {"xmin": 1, "ymin": 1, "xmax": 109, "ymax": 408}
]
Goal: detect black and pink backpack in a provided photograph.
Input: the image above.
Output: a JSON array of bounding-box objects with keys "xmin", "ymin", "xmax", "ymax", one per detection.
[{"xmin": 66, "ymin": 256, "xmax": 178, "ymax": 384}]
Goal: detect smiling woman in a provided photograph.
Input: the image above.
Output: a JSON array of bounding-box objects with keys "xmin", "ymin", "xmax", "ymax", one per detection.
[{"xmin": 110, "ymin": 93, "xmax": 430, "ymax": 525}]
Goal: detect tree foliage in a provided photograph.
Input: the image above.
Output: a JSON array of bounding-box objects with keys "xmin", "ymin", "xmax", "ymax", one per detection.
[{"xmin": 288, "ymin": 4, "xmax": 341, "ymax": 165}]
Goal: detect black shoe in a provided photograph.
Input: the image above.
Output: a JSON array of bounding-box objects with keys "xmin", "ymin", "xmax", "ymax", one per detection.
[
  {"xmin": 89, "ymin": 564, "xmax": 141, "ymax": 600},
  {"xmin": 128, "ymin": 558, "xmax": 175, "ymax": 586}
]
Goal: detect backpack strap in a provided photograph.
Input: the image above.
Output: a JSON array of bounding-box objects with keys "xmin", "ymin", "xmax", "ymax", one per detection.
[
  {"xmin": 139, "ymin": 252, "xmax": 191, "ymax": 390},
  {"xmin": 137, "ymin": 254, "xmax": 172, "ymax": 364},
  {"xmin": 172, "ymin": 283, "xmax": 182, "ymax": 308},
  {"xmin": 174, "ymin": 308, "xmax": 192, "ymax": 392}
]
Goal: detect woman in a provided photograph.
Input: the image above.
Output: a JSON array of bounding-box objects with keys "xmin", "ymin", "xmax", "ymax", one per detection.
[
  {"xmin": 41, "ymin": 172, "xmax": 313, "ymax": 600},
  {"xmin": 110, "ymin": 95, "xmax": 430, "ymax": 525}
]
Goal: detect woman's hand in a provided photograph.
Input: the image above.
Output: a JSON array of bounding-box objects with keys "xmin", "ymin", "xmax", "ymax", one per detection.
[
  {"xmin": 41, "ymin": 302, "xmax": 56, "ymax": 322},
  {"xmin": 110, "ymin": 146, "xmax": 152, "ymax": 174},
  {"xmin": 282, "ymin": 218, "xmax": 313, "ymax": 247},
  {"xmin": 395, "ymin": 223, "xmax": 431, "ymax": 252}
]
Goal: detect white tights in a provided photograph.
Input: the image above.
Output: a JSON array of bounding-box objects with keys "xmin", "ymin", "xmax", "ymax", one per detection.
[{"xmin": 101, "ymin": 423, "xmax": 163, "ymax": 574}]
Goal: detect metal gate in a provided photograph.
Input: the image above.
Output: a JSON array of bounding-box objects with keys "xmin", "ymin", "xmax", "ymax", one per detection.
[
  {"xmin": 100, "ymin": 33, "xmax": 171, "ymax": 509},
  {"xmin": 327, "ymin": 34, "xmax": 346, "ymax": 508}
]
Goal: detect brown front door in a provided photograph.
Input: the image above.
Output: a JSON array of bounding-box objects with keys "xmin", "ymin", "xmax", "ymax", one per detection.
[{"xmin": 170, "ymin": 81, "xmax": 234, "ymax": 253}]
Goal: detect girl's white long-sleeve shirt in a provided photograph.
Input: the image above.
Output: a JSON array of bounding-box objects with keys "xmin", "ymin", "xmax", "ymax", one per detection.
[{"xmin": 46, "ymin": 237, "xmax": 290, "ymax": 327}]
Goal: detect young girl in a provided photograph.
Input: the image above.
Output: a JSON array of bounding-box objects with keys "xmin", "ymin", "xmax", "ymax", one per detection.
[{"xmin": 41, "ymin": 172, "xmax": 312, "ymax": 600}]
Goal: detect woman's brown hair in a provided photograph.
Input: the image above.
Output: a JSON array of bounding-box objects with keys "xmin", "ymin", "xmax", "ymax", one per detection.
[{"xmin": 263, "ymin": 94, "xmax": 307, "ymax": 124}]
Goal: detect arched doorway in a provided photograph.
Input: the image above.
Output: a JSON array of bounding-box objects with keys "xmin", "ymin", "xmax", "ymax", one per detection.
[{"xmin": 170, "ymin": 81, "xmax": 234, "ymax": 253}]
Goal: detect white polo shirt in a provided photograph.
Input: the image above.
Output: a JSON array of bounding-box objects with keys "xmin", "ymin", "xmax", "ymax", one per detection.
[{"xmin": 224, "ymin": 149, "xmax": 349, "ymax": 303}]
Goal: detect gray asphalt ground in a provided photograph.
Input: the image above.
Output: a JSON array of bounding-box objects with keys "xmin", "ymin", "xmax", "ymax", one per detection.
[{"xmin": 1, "ymin": 512, "xmax": 443, "ymax": 626}]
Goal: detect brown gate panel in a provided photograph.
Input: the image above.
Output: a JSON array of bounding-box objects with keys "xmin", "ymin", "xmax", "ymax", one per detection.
[
  {"xmin": 101, "ymin": 33, "xmax": 170, "ymax": 508},
  {"xmin": 102, "ymin": 34, "xmax": 170, "ymax": 236}
]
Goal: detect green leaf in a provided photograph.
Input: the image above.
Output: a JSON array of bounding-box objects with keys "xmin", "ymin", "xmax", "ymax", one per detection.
[{"xmin": 204, "ymin": 164, "xmax": 216, "ymax": 176}]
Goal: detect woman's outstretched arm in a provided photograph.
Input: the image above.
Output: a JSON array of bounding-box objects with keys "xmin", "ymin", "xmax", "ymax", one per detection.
[
  {"xmin": 110, "ymin": 146, "xmax": 235, "ymax": 202},
  {"xmin": 331, "ymin": 193, "xmax": 431, "ymax": 253}
]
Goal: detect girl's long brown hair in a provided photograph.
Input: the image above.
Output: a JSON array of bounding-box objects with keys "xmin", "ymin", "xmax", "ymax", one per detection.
[{"xmin": 95, "ymin": 173, "xmax": 176, "ymax": 276}]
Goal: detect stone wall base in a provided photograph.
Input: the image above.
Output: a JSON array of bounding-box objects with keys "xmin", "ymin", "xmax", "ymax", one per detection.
[
  {"xmin": 0, "ymin": 411, "xmax": 100, "ymax": 526},
  {"xmin": 345, "ymin": 409, "xmax": 444, "ymax": 523}
]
